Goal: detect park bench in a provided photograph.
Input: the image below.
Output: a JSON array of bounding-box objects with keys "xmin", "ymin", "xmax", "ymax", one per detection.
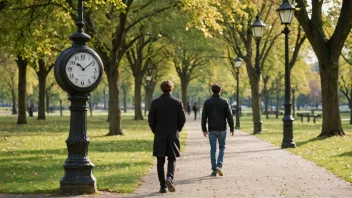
[
  {"xmin": 231, "ymin": 105, "xmax": 242, "ymax": 116},
  {"xmin": 296, "ymin": 113, "xmax": 321, "ymax": 123},
  {"xmin": 263, "ymin": 110, "xmax": 283, "ymax": 115}
]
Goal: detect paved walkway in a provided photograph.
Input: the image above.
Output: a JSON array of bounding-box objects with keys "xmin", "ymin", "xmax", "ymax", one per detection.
[
  {"xmin": 2, "ymin": 117, "xmax": 351, "ymax": 198},
  {"xmin": 125, "ymin": 117, "xmax": 352, "ymax": 198}
]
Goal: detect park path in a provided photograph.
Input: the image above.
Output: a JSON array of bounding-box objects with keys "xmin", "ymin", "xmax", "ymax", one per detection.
[
  {"xmin": 1, "ymin": 116, "xmax": 351, "ymax": 198},
  {"xmin": 125, "ymin": 116, "xmax": 352, "ymax": 198}
]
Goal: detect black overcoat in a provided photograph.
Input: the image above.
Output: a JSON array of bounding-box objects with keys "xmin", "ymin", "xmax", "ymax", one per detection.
[{"xmin": 148, "ymin": 93, "xmax": 186, "ymax": 157}]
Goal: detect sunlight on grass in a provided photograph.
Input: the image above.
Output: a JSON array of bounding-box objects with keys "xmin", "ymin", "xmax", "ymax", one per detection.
[
  {"xmin": 0, "ymin": 114, "xmax": 187, "ymax": 194},
  {"xmin": 240, "ymin": 114, "xmax": 352, "ymax": 183}
]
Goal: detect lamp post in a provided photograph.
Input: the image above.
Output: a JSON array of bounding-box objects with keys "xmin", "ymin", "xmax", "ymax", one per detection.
[
  {"xmin": 251, "ymin": 15, "xmax": 266, "ymax": 76},
  {"xmin": 251, "ymin": 15, "xmax": 266, "ymax": 134},
  {"xmin": 277, "ymin": 0, "xmax": 296, "ymax": 148},
  {"xmin": 233, "ymin": 57, "xmax": 243, "ymax": 129},
  {"xmin": 144, "ymin": 76, "xmax": 151, "ymax": 115}
]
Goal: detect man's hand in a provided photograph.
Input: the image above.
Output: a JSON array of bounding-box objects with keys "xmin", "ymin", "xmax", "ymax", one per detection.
[
  {"xmin": 230, "ymin": 131, "xmax": 234, "ymax": 136},
  {"xmin": 203, "ymin": 131, "xmax": 208, "ymax": 137}
]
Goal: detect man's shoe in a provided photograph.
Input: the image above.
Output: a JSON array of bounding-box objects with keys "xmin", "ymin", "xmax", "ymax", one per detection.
[
  {"xmin": 159, "ymin": 186, "xmax": 167, "ymax": 193},
  {"xmin": 165, "ymin": 178, "xmax": 176, "ymax": 192},
  {"xmin": 210, "ymin": 171, "xmax": 216, "ymax": 176},
  {"xmin": 216, "ymin": 167, "xmax": 223, "ymax": 176}
]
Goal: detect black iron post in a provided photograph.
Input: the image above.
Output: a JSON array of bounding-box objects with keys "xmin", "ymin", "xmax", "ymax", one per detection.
[
  {"xmin": 251, "ymin": 15, "xmax": 265, "ymax": 134},
  {"xmin": 281, "ymin": 25, "xmax": 296, "ymax": 148},
  {"xmin": 144, "ymin": 82, "xmax": 147, "ymax": 116},
  {"xmin": 253, "ymin": 38, "xmax": 262, "ymax": 134},
  {"xmin": 235, "ymin": 68, "xmax": 240, "ymax": 129},
  {"xmin": 61, "ymin": 94, "xmax": 96, "ymax": 194},
  {"xmin": 59, "ymin": 0, "xmax": 97, "ymax": 194},
  {"xmin": 255, "ymin": 39, "xmax": 261, "ymax": 76},
  {"xmin": 350, "ymin": 84, "xmax": 352, "ymax": 124},
  {"xmin": 144, "ymin": 77, "xmax": 151, "ymax": 116}
]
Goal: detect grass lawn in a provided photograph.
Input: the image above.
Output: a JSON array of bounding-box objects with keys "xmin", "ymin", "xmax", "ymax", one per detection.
[
  {"xmin": 240, "ymin": 112, "xmax": 352, "ymax": 183},
  {"xmin": 0, "ymin": 113, "xmax": 187, "ymax": 194},
  {"xmin": 1, "ymin": 109, "xmax": 351, "ymax": 195}
]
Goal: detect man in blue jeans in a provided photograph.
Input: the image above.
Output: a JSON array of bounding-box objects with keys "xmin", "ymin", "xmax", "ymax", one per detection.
[{"xmin": 201, "ymin": 84, "xmax": 234, "ymax": 176}]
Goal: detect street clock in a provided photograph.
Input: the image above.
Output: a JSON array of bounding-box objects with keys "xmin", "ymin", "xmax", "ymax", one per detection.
[
  {"xmin": 53, "ymin": 0, "xmax": 99, "ymax": 194},
  {"xmin": 55, "ymin": 47, "xmax": 103, "ymax": 93}
]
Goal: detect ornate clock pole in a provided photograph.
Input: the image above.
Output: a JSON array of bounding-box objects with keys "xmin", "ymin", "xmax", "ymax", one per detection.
[{"xmin": 54, "ymin": 0, "xmax": 103, "ymax": 194}]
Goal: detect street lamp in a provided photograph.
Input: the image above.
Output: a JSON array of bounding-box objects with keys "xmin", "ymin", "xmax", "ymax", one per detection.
[
  {"xmin": 251, "ymin": 15, "xmax": 266, "ymax": 76},
  {"xmin": 234, "ymin": 57, "xmax": 243, "ymax": 129},
  {"xmin": 251, "ymin": 15, "xmax": 266, "ymax": 134},
  {"xmin": 144, "ymin": 76, "xmax": 151, "ymax": 115},
  {"xmin": 277, "ymin": 0, "xmax": 296, "ymax": 148}
]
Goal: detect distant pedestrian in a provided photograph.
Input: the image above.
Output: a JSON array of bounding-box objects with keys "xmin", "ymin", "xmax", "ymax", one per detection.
[
  {"xmin": 192, "ymin": 102, "xmax": 198, "ymax": 120},
  {"xmin": 201, "ymin": 84, "xmax": 234, "ymax": 176},
  {"xmin": 186, "ymin": 102, "xmax": 191, "ymax": 116},
  {"xmin": 148, "ymin": 80, "xmax": 186, "ymax": 193}
]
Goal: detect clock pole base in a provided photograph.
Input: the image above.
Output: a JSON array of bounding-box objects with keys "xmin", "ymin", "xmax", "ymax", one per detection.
[
  {"xmin": 60, "ymin": 165, "xmax": 97, "ymax": 194},
  {"xmin": 60, "ymin": 180, "xmax": 97, "ymax": 194}
]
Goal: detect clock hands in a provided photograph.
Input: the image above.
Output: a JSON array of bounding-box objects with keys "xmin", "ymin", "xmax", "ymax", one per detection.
[
  {"xmin": 76, "ymin": 63, "xmax": 84, "ymax": 70},
  {"xmin": 76, "ymin": 61, "xmax": 94, "ymax": 71},
  {"xmin": 83, "ymin": 61, "xmax": 94, "ymax": 69}
]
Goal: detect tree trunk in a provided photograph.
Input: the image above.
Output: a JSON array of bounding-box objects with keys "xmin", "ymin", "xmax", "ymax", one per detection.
[
  {"xmin": 294, "ymin": 0, "xmax": 352, "ymax": 136},
  {"xmin": 350, "ymin": 86, "xmax": 352, "ymax": 125},
  {"xmin": 263, "ymin": 80, "xmax": 269, "ymax": 119},
  {"xmin": 46, "ymin": 92, "xmax": 50, "ymax": 114},
  {"xmin": 320, "ymin": 61, "xmax": 344, "ymax": 136},
  {"xmin": 134, "ymin": 76, "xmax": 143, "ymax": 120},
  {"xmin": 146, "ymin": 81, "xmax": 156, "ymax": 114},
  {"xmin": 37, "ymin": 65, "xmax": 46, "ymax": 120},
  {"xmin": 106, "ymin": 65, "xmax": 123, "ymax": 135},
  {"xmin": 181, "ymin": 79, "xmax": 189, "ymax": 107},
  {"xmin": 350, "ymin": 100, "xmax": 352, "ymax": 125},
  {"xmin": 11, "ymin": 88, "xmax": 17, "ymax": 115},
  {"xmin": 292, "ymin": 89, "xmax": 296, "ymax": 118},
  {"xmin": 144, "ymin": 91, "xmax": 147, "ymax": 116},
  {"xmin": 146, "ymin": 88, "xmax": 154, "ymax": 112},
  {"xmin": 248, "ymin": 74, "xmax": 261, "ymax": 133},
  {"xmin": 16, "ymin": 55, "xmax": 27, "ymax": 124},
  {"xmin": 103, "ymin": 88, "xmax": 108, "ymax": 110},
  {"xmin": 60, "ymin": 99, "xmax": 63, "ymax": 116},
  {"xmin": 123, "ymin": 88, "xmax": 127, "ymax": 113}
]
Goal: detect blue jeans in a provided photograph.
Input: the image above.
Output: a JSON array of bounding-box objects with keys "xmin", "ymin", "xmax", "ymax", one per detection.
[{"xmin": 208, "ymin": 130, "xmax": 227, "ymax": 171}]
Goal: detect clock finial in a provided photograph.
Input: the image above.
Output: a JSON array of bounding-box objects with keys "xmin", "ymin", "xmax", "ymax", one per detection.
[{"xmin": 69, "ymin": 0, "xmax": 91, "ymax": 45}]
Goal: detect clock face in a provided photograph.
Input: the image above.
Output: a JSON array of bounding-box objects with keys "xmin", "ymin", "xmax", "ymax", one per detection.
[{"xmin": 65, "ymin": 52, "xmax": 101, "ymax": 88}]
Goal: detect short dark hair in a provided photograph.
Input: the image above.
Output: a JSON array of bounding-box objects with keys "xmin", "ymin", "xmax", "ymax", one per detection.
[
  {"xmin": 160, "ymin": 80, "xmax": 174, "ymax": 93},
  {"xmin": 211, "ymin": 84, "xmax": 222, "ymax": 94}
]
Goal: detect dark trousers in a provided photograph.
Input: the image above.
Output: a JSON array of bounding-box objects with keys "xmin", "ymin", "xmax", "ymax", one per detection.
[{"xmin": 157, "ymin": 156, "xmax": 176, "ymax": 187}]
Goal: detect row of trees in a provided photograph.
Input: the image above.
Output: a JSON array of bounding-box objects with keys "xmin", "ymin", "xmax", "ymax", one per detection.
[
  {"xmin": 182, "ymin": 0, "xmax": 352, "ymax": 136},
  {"xmin": 0, "ymin": 0, "xmax": 351, "ymax": 137}
]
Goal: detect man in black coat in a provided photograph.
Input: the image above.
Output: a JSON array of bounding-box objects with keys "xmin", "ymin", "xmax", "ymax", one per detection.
[{"xmin": 148, "ymin": 80, "xmax": 186, "ymax": 193}]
